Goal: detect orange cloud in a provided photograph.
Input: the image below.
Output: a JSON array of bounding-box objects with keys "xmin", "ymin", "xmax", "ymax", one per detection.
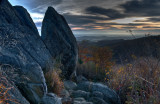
[{"xmin": 72, "ymin": 27, "xmax": 85, "ymax": 30}]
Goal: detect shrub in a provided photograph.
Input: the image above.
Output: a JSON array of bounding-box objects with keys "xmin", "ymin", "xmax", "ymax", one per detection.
[
  {"xmin": 45, "ymin": 69, "xmax": 64, "ymax": 96},
  {"xmin": 77, "ymin": 46, "xmax": 113, "ymax": 82},
  {"xmin": 108, "ymin": 57, "xmax": 160, "ymax": 104},
  {"xmin": 77, "ymin": 61, "xmax": 104, "ymax": 81},
  {"xmin": 45, "ymin": 56, "xmax": 64, "ymax": 96}
]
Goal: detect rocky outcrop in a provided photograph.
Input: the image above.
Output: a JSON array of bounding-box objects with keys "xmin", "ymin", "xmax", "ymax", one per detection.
[
  {"xmin": 0, "ymin": 0, "xmax": 58, "ymax": 103},
  {"xmin": 41, "ymin": 7, "xmax": 78, "ymax": 79},
  {"xmin": 0, "ymin": 0, "xmax": 121, "ymax": 104},
  {"xmin": 0, "ymin": 0, "xmax": 53, "ymax": 70}
]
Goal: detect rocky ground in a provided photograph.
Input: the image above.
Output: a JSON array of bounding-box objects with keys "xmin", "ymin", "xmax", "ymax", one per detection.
[{"xmin": 61, "ymin": 76, "xmax": 121, "ymax": 104}]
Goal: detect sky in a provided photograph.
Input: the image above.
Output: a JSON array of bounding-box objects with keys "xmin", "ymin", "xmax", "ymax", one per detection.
[{"xmin": 9, "ymin": 0, "xmax": 160, "ymax": 37}]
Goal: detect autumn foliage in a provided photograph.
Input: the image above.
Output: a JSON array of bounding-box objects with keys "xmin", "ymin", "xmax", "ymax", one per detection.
[{"xmin": 78, "ymin": 43, "xmax": 113, "ymax": 81}]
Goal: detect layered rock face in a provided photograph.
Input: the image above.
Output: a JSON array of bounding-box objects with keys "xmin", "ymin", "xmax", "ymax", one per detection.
[{"xmin": 41, "ymin": 7, "xmax": 78, "ymax": 79}]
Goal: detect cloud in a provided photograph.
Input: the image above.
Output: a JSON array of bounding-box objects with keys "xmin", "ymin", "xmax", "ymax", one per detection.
[
  {"xmin": 143, "ymin": 26, "xmax": 160, "ymax": 29},
  {"xmin": 12, "ymin": 0, "xmax": 63, "ymax": 13},
  {"xmin": 10, "ymin": 0, "xmax": 160, "ymax": 35},
  {"xmin": 63, "ymin": 13, "xmax": 110, "ymax": 26},
  {"xmin": 120, "ymin": 0, "xmax": 160, "ymax": 17},
  {"xmin": 135, "ymin": 17, "xmax": 160, "ymax": 23},
  {"xmin": 84, "ymin": 0, "xmax": 160, "ymax": 21},
  {"xmin": 85, "ymin": 6, "xmax": 125, "ymax": 19},
  {"xmin": 63, "ymin": 14, "xmax": 95, "ymax": 26},
  {"xmin": 35, "ymin": 21, "xmax": 42, "ymax": 27}
]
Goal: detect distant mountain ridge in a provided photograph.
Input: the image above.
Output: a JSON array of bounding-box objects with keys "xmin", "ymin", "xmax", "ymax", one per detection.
[
  {"xmin": 76, "ymin": 35, "xmax": 144, "ymax": 42},
  {"xmin": 78, "ymin": 35, "xmax": 160, "ymax": 63}
]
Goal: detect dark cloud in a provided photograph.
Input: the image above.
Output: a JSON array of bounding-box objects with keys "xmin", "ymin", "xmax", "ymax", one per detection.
[
  {"xmin": 85, "ymin": 0, "xmax": 160, "ymax": 21},
  {"xmin": 135, "ymin": 17, "xmax": 160, "ymax": 23},
  {"xmin": 94, "ymin": 22, "xmax": 147, "ymax": 27},
  {"xmin": 85, "ymin": 6, "xmax": 125, "ymax": 19},
  {"xmin": 120, "ymin": 0, "xmax": 160, "ymax": 16},
  {"xmin": 147, "ymin": 17, "xmax": 160, "ymax": 22},
  {"xmin": 63, "ymin": 13, "xmax": 95, "ymax": 26},
  {"xmin": 63, "ymin": 13, "xmax": 111, "ymax": 26},
  {"xmin": 143, "ymin": 26, "xmax": 160, "ymax": 29}
]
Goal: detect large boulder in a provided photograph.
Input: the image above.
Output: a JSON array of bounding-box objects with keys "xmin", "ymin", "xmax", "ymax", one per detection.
[
  {"xmin": 41, "ymin": 93, "xmax": 62, "ymax": 104},
  {"xmin": 89, "ymin": 97, "xmax": 108, "ymax": 104},
  {"xmin": 73, "ymin": 97, "xmax": 93, "ymax": 104},
  {"xmin": 0, "ymin": 15, "xmax": 47, "ymax": 104},
  {"xmin": 0, "ymin": 0, "xmax": 53, "ymax": 70},
  {"xmin": 71, "ymin": 90, "xmax": 90, "ymax": 100},
  {"xmin": 64, "ymin": 80, "xmax": 77, "ymax": 90},
  {"xmin": 91, "ymin": 91, "xmax": 104, "ymax": 99},
  {"xmin": 41, "ymin": 7, "xmax": 78, "ymax": 79},
  {"xmin": 76, "ymin": 75, "xmax": 88, "ymax": 83},
  {"xmin": 77, "ymin": 82, "xmax": 121, "ymax": 104},
  {"xmin": 0, "ymin": 0, "xmax": 60, "ymax": 103}
]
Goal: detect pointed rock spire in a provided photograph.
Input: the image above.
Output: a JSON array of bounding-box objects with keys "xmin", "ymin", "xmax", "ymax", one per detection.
[{"xmin": 41, "ymin": 7, "xmax": 78, "ymax": 79}]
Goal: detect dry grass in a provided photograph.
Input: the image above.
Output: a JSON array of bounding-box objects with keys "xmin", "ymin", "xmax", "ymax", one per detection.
[
  {"xmin": 45, "ymin": 69, "xmax": 64, "ymax": 96},
  {"xmin": 0, "ymin": 73, "xmax": 19, "ymax": 104},
  {"xmin": 108, "ymin": 57, "xmax": 160, "ymax": 104}
]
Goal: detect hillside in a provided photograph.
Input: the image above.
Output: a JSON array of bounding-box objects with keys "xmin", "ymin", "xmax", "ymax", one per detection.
[{"xmin": 78, "ymin": 35, "xmax": 160, "ymax": 63}]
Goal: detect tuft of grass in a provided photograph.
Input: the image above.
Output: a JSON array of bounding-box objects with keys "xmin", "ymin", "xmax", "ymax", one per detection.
[
  {"xmin": 45, "ymin": 56, "xmax": 64, "ymax": 96},
  {"xmin": 45, "ymin": 69, "xmax": 64, "ymax": 96}
]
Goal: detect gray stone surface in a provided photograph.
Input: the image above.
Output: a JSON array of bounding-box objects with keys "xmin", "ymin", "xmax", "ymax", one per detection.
[
  {"xmin": 0, "ymin": 72, "xmax": 30, "ymax": 104},
  {"xmin": 60, "ymin": 89, "xmax": 70, "ymax": 98},
  {"xmin": 61, "ymin": 97, "xmax": 73, "ymax": 104},
  {"xmin": 89, "ymin": 97, "xmax": 108, "ymax": 104},
  {"xmin": 64, "ymin": 80, "xmax": 77, "ymax": 90},
  {"xmin": 0, "ymin": 24, "xmax": 47, "ymax": 104},
  {"xmin": 71, "ymin": 90, "xmax": 90, "ymax": 100},
  {"xmin": 77, "ymin": 82, "xmax": 121, "ymax": 104},
  {"xmin": 0, "ymin": 0, "xmax": 53, "ymax": 71},
  {"xmin": 41, "ymin": 7, "xmax": 78, "ymax": 79},
  {"xmin": 91, "ymin": 91, "xmax": 104, "ymax": 99},
  {"xmin": 74, "ymin": 97, "xmax": 86, "ymax": 102},
  {"xmin": 41, "ymin": 93, "xmax": 62, "ymax": 104},
  {"xmin": 76, "ymin": 75, "xmax": 88, "ymax": 83},
  {"xmin": 74, "ymin": 101, "xmax": 93, "ymax": 104}
]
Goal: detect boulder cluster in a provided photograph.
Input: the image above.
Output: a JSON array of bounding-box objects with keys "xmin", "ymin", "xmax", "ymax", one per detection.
[
  {"xmin": 62, "ymin": 77, "xmax": 121, "ymax": 104},
  {"xmin": 0, "ymin": 0, "xmax": 77, "ymax": 103}
]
